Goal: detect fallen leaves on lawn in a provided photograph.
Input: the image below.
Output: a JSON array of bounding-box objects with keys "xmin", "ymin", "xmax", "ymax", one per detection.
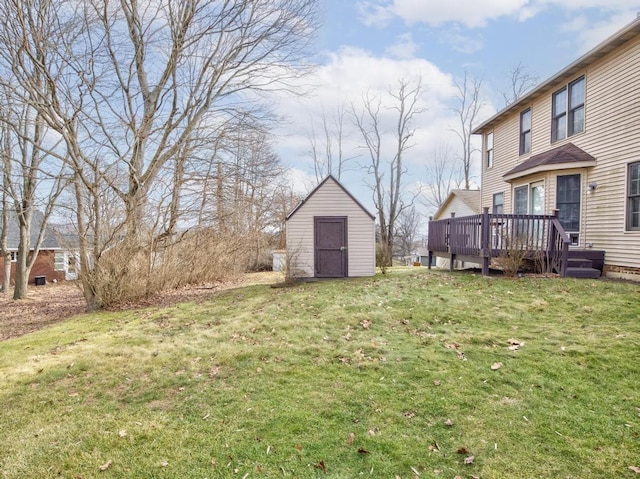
[
  {"xmin": 508, "ymin": 338, "xmax": 525, "ymax": 350},
  {"xmin": 99, "ymin": 459, "xmax": 112, "ymax": 471},
  {"xmin": 464, "ymin": 455, "xmax": 475, "ymax": 464},
  {"xmin": 444, "ymin": 418, "xmax": 453, "ymax": 427},
  {"xmin": 357, "ymin": 447, "xmax": 369, "ymax": 454},
  {"xmin": 361, "ymin": 319, "xmax": 372, "ymax": 329},
  {"xmin": 433, "ymin": 380, "xmax": 441, "ymax": 386},
  {"xmin": 456, "ymin": 447, "xmax": 470, "ymax": 455},
  {"xmin": 118, "ymin": 429, "xmax": 127, "ymax": 437},
  {"xmin": 347, "ymin": 432, "xmax": 355, "ymax": 445},
  {"xmin": 314, "ymin": 460, "xmax": 326, "ymax": 473},
  {"xmin": 630, "ymin": 466, "xmax": 640, "ymax": 473},
  {"xmin": 491, "ymin": 362, "xmax": 503, "ymax": 370}
]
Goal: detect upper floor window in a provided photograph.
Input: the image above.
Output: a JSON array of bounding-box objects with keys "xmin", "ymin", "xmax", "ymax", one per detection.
[
  {"xmin": 552, "ymin": 76, "xmax": 585, "ymax": 143},
  {"xmin": 520, "ymin": 109, "xmax": 531, "ymax": 155},
  {"xmin": 486, "ymin": 132, "xmax": 494, "ymax": 168},
  {"xmin": 628, "ymin": 161, "xmax": 640, "ymax": 230}
]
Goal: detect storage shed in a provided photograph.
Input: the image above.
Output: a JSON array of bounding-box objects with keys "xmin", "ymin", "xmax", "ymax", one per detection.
[{"xmin": 286, "ymin": 175, "xmax": 376, "ymax": 278}]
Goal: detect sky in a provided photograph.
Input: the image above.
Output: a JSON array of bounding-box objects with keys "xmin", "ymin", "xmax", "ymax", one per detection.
[{"xmin": 273, "ymin": 0, "xmax": 640, "ymax": 228}]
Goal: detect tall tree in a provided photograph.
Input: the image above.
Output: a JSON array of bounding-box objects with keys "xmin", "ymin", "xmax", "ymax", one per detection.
[
  {"xmin": 308, "ymin": 104, "xmax": 353, "ymax": 182},
  {"xmin": 394, "ymin": 205, "xmax": 421, "ymax": 259},
  {"xmin": 352, "ymin": 78, "xmax": 424, "ymax": 268},
  {"xmin": 0, "ymin": 83, "xmax": 67, "ymax": 299},
  {"xmin": 422, "ymin": 144, "xmax": 463, "ymax": 211},
  {"xmin": 450, "ymin": 72, "xmax": 483, "ymax": 190},
  {"xmin": 500, "ymin": 62, "xmax": 539, "ymax": 107},
  {"xmin": 0, "ymin": 0, "xmax": 318, "ymax": 309}
]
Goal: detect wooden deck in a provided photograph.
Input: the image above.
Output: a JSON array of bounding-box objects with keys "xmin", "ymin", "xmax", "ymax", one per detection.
[{"xmin": 427, "ymin": 208, "xmax": 571, "ymax": 276}]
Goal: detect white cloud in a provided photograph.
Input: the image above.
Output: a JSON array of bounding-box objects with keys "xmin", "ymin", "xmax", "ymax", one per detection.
[
  {"xmin": 438, "ymin": 27, "xmax": 485, "ymax": 54},
  {"xmin": 358, "ymin": 0, "xmax": 530, "ymax": 28},
  {"xmin": 356, "ymin": 0, "xmax": 640, "ymax": 30},
  {"xmin": 271, "ymin": 47, "xmax": 471, "ymax": 202},
  {"xmin": 561, "ymin": 10, "xmax": 638, "ymax": 53},
  {"xmin": 385, "ymin": 32, "xmax": 419, "ymax": 59}
]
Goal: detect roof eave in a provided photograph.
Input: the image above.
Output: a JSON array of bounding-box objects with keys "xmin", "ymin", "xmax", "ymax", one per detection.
[
  {"xmin": 503, "ymin": 160, "xmax": 597, "ymax": 182},
  {"xmin": 473, "ymin": 16, "xmax": 640, "ymax": 135}
]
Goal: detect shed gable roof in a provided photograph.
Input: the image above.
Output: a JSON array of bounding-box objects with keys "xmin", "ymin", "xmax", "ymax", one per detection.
[
  {"xmin": 503, "ymin": 143, "xmax": 596, "ymax": 181},
  {"xmin": 286, "ymin": 175, "xmax": 375, "ymax": 221}
]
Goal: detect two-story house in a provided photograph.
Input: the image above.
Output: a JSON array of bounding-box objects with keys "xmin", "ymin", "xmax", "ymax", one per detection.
[{"xmin": 436, "ymin": 16, "xmax": 640, "ymax": 280}]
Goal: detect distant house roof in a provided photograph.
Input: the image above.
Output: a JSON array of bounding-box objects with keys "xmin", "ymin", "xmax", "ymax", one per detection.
[
  {"xmin": 473, "ymin": 16, "xmax": 640, "ymax": 135},
  {"xmin": 286, "ymin": 174, "xmax": 375, "ymax": 221},
  {"xmin": 1, "ymin": 210, "xmax": 61, "ymax": 250},
  {"xmin": 503, "ymin": 143, "xmax": 596, "ymax": 181},
  {"xmin": 433, "ymin": 189, "xmax": 481, "ymax": 219}
]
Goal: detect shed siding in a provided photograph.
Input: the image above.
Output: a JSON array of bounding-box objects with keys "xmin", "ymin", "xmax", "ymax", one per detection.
[
  {"xmin": 480, "ymin": 32, "xmax": 640, "ymax": 273},
  {"xmin": 286, "ymin": 178, "xmax": 375, "ymax": 277}
]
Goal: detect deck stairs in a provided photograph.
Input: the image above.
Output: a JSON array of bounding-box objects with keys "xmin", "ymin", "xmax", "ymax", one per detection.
[{"xmin": 563, "ymin": 250, "xmax": 605, "ymax": 279}]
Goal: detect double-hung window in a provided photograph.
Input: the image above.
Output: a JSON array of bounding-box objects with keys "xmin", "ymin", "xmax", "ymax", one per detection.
[
  {"xmin": 492, "ymin": 192, "xmax": 504, "ymax": 214},
  {"xmin": 520, "ymin": 109, "xmax": 531, "ymax": 155},
  {"xmin": 552, "ymin": 76, "xmax": 585, "ymax": 142},
  {"xmin": 486, "ymin": 132, "xmax": 494, "ymax": 168},
  {"xmin": 628, "ymin": 162, "xmax": 640, "ymax": 230}
]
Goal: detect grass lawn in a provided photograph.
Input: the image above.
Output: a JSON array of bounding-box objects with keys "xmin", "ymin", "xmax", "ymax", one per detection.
[{"xmin": 0, "ymin": 268, "xmax": 639, "ymax": 478}]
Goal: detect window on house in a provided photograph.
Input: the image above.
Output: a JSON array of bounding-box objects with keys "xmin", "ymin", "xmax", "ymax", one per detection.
[
  {"xmin": 493, "ymin": 192, "xmax": 504, "ymax": 214},
  {"xmin": 556, "ymin": 174, "xmax": 581, "ymax": 232},
  {"xmin": 552, "ymin": 76, "xmax": 585, "ymax": 143},
  {"xmin": 514, "ymin": 185, "xmax": 529, "ymax": 215},
  {"xmin": 54, "ymin": 251, "xmax": 65, "ymax": 271},
  {"xmin": 486, "ymin": 132, "xmax": 494, "ymax": 168},
  {"xmin": 520, "ymin": 109, "xmax": 531, "ymax": 155},
  {"xmin": 628, "ymin": 162, "xmax": 640, "ymax": 230},
  {"xmin": 10, "ymin": 251, "xmax": 17, "ymax": 262}
]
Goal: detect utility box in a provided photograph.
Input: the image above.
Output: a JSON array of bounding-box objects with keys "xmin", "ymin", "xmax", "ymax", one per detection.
[{"xmin": 34, "ymin": 276, "xmax": 46, "ymax": 286}]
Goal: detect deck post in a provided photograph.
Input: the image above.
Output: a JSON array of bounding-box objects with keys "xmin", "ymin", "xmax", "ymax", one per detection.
[{"xmin": 481, "ymin": 207, "xmax": 490, "ymax": 276}]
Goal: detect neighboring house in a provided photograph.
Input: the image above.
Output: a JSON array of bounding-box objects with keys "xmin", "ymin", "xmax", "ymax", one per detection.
[
  {"xmin": 429, "ymin": 17, "xmax": 640, "ymax": 279},
  {"xmin": 0, "ymin": 211, "xmax": 79, "ymax": 286},
  {"xmin": 431, "ymin": 189, "xmax": 482, "ymax": 270},
  {"xmin": 286, "ymin": 175, "xmax": 376, "ymax": 278}
]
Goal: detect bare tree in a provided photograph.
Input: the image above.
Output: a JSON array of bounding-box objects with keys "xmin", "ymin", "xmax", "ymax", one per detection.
[
  {"xmin": 500, "ymin": 62, "xmax": 539, "ymax": 107},
  {"xmin": 0, "ymin": 82, "xmax": 68, "ymax": 299},
  {"xmin": 352, "ymin": 78, "xmax": 424, "ymax": 268},
  {"xmin": 308, "ymin": 104, "xmax": 354, "ymax": 182},
  {"xmin": 394, "ymin": 205, "xmax": 421, "ymax": 259},
  {"xmin": 0, "ymin": 0, "xmax": 318, "ymax": 309},
  {"xmin": 450, "ymin": 72, "xmax": 483, "ymax": 190},
  {"xmin": 422, "ymin": 144, "xmax": 463, "ymax": 211},
  {"xmin": 0, "ymin": 123, "xmax": 10, "ymax": 295}
]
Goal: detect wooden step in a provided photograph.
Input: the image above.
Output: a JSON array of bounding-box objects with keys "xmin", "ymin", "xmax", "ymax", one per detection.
[
  {"xmin": 567, "ymin": 258, "xmax": 593, "ymax": 268},
  {"xmin": 565, "ymin": 267, "xmax": 601, "ymax": 279}
]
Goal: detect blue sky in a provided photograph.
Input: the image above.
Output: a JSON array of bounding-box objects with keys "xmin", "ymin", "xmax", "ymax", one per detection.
[{"xmin": 275, "ymin": 1, "xmax": 640, "ymax": 222}]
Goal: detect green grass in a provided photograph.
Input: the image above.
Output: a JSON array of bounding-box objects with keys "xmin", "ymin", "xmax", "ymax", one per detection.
[{"xmin": 1, "ymin": 269, "xmax": 639, "ymax": 478}]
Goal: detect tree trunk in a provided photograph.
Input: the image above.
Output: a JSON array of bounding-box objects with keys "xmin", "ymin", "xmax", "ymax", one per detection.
[{"xmin": 12, "ymin": 223, "xmax": 31, "ymax": 299}]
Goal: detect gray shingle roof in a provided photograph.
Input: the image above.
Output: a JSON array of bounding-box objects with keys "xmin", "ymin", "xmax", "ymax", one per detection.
[{"xmin": 1, "ymin": 210, "xmax": 60, "ymax": 250}]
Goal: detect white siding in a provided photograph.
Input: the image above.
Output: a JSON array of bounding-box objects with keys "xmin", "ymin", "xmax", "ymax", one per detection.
[{"xmin": 286, "ymin": 178, "xmax": 375, "ymax": 277}]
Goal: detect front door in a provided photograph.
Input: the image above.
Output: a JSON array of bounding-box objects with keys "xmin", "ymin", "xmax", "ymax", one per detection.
[{"xmin": 314, "ymin": 217, "xmax": 347, "ymax": 278}]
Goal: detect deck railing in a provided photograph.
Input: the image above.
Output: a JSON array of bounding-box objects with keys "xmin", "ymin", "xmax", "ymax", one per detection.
[{"xmin": 427, "ymin": 207, "xmax": 571, "ymax": 276}]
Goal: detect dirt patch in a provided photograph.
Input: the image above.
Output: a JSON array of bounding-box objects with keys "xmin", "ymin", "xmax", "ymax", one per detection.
[{"xmin": 0, "ymin": 271, "xmax": 281, "ymax": 342}]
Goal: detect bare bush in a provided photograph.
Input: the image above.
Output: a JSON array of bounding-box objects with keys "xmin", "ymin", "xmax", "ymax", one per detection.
[
  {"xmin": 495, "ymin": 233, "xmax": 529, "ymax": 277},
  {"xmin": 87, "ymin": 230, "xmax": 249, "ymax": 308}
]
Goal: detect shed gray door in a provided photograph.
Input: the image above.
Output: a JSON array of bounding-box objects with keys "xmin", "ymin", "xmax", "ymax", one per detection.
[{"xmin": 314, "ymin": 217, "xmax": 347, "ymax": 277}]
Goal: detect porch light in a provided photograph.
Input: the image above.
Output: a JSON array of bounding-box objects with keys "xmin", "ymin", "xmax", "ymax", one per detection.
[{"xmin": 588, "ymin": 182, "xmax": 598, "ymax": 192}]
